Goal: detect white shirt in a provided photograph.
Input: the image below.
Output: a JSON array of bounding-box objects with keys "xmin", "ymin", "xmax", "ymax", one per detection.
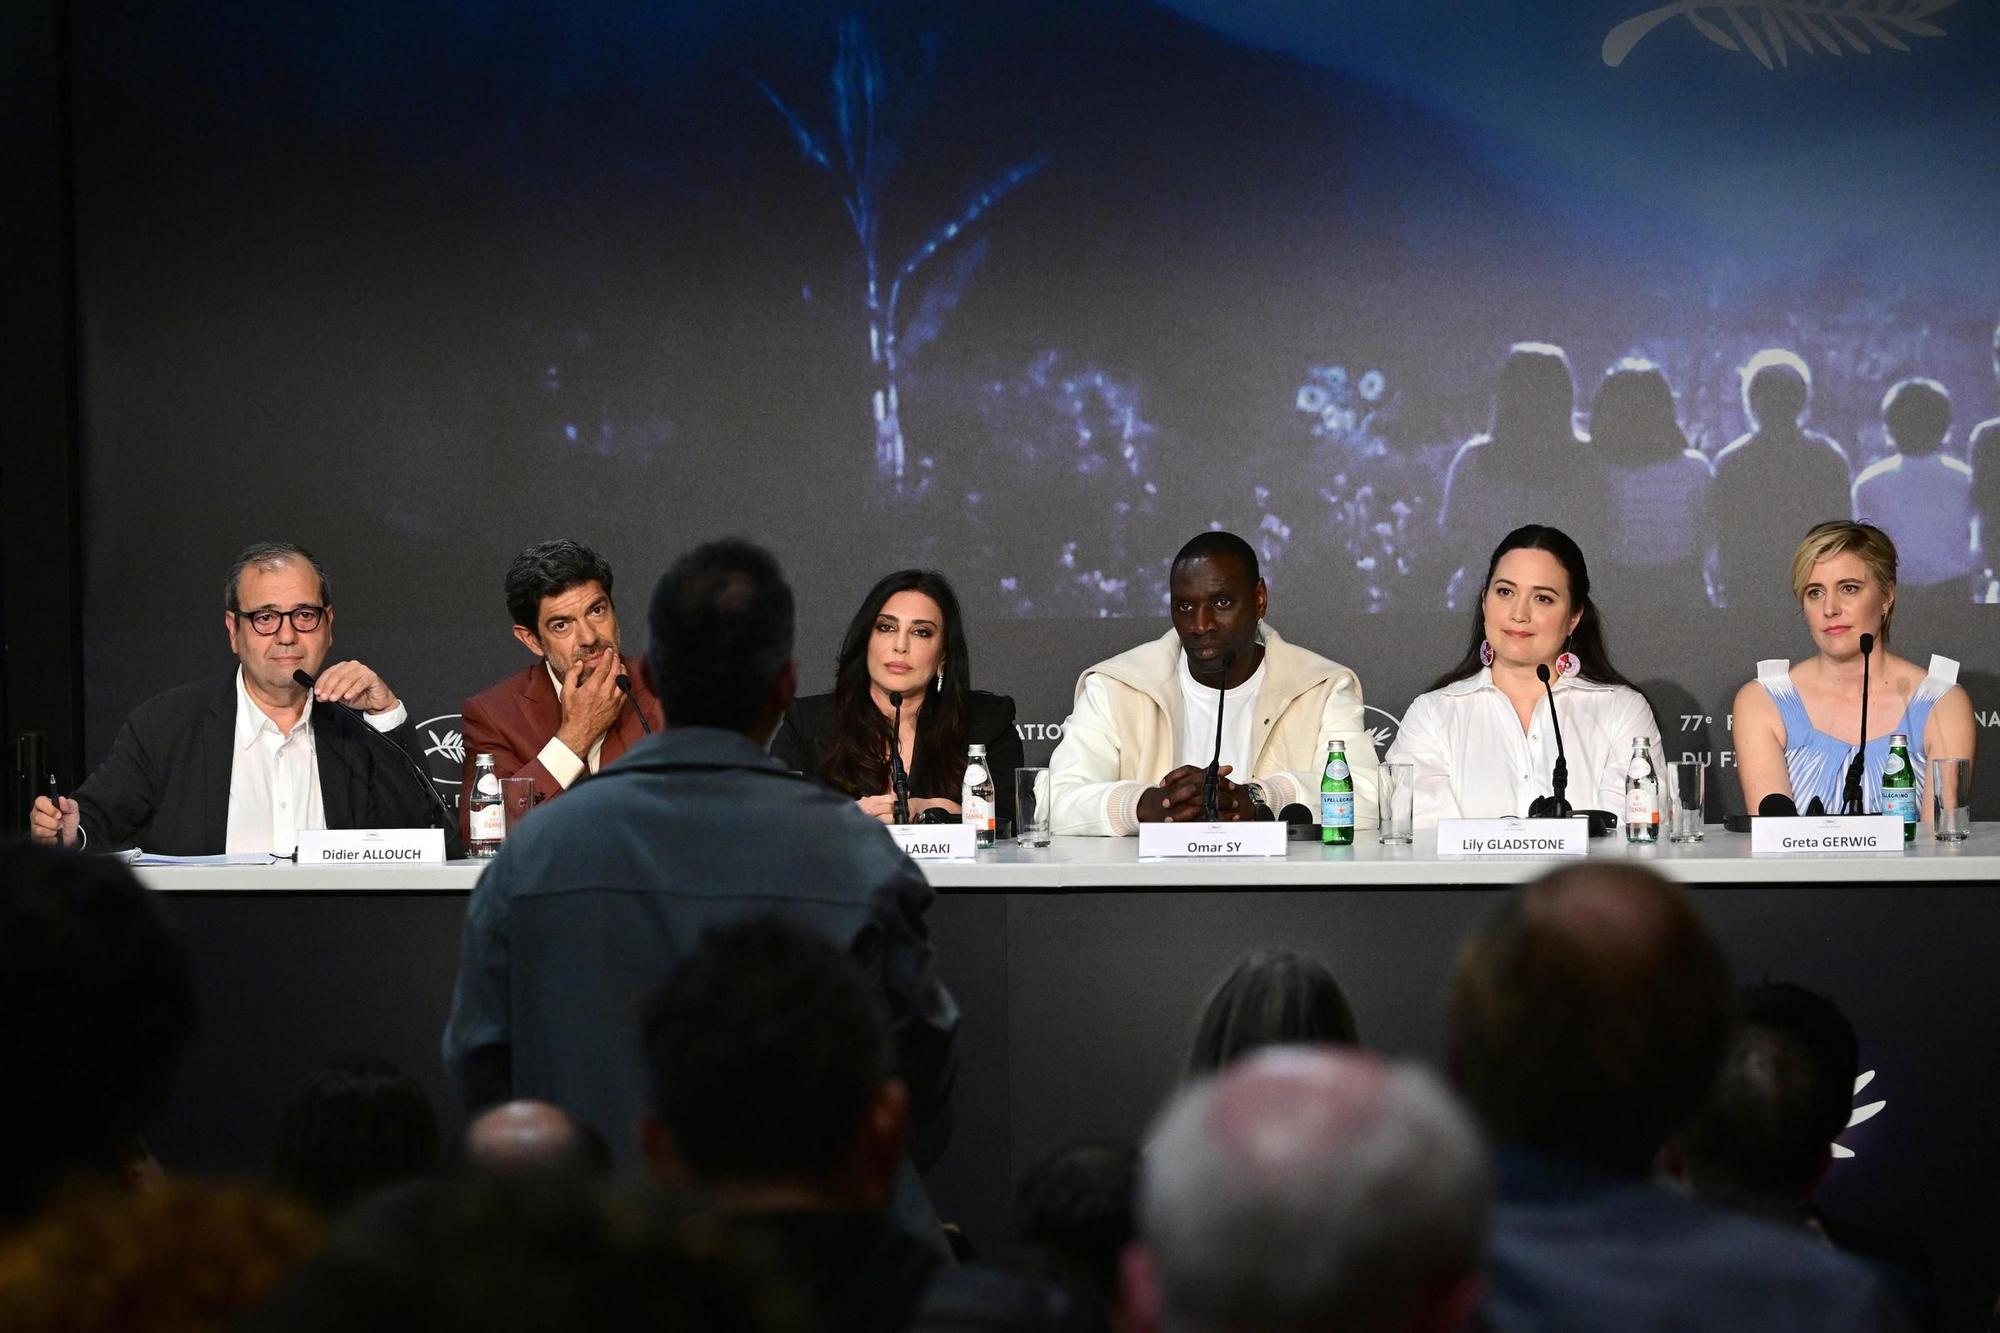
[
  {"xmin": 1384, "ymin": 669, "xmax": 1661, "ymax": 826},
  {"xmin": 1176, "ymin": 651, "xmax": 1266, "ymax": 781},
  {"xmin": 533, "ymin": 663, "xmax": 609, "ymax": 789},
  {"xmin": 225, "ymin": 669, "xmax": 407, "ymax": 855}
]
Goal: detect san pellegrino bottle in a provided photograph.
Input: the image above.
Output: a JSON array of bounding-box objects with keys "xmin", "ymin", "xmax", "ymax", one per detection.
[
  {"xmin": 1321, "ymin": 740, "xmax": 1354, "ymax": 846},
  {"xmin": 467, "ymin": 752, "xmax": 504, "ymax": 859},
  {"xmin": 962, "ymin": 744, "xmax": 996, "ymax": 848},
  {"xmin": 1881, "ymin": 732, "xmax": 1917, "ymax": 843},
  {"xmin": 1624, "ymin": 737, "xmax": 1660, "ymax": 844}
]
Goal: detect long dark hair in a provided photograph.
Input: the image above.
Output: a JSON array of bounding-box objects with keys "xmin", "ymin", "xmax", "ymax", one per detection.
[
  {"xmin": 1430, "ymin": 524, "xmax": 1637, "ymax": 692},
  {"xmin": 820, "ymin": 569, "xmax": 973, "ymax": 800},
  {"xmin": 1184, "ymin": 949, "xmax": 1360, "ymax": 1080}
]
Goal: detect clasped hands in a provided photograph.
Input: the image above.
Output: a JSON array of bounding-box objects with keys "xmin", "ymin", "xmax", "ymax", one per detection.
[{"xmin": 1139, "ymin": 764, "xmax": 1253, "ymax": 823}]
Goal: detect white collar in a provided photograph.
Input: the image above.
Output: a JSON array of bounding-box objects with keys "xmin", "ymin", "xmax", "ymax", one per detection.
[
  {"xmin": 234, "ymin": 667, "xmax": 313, "ymax": 750},
  {"xmin": 1440, "ymin": 666, "xmax": 1616, "ymax": 698}
]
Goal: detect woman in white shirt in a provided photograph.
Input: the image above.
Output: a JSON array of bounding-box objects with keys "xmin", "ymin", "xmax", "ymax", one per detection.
[{"xmin": 1386, "ymin": 524, "xmax": 1662, "ymax": 824}]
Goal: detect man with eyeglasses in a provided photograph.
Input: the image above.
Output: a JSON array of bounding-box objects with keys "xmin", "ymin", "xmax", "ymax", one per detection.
[
  {"xmin": 30, "ymin": 541, "xmax": 454, "ymax": 856},
  {"xmin": 455, "ymin": 540, "xmax": 663, "ymax": 842}
]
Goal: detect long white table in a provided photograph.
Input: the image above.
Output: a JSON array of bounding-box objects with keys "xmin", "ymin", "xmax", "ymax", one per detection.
[{"xmin": 133, "ymin": 823, "xmax": 2000, "ymax": 891}]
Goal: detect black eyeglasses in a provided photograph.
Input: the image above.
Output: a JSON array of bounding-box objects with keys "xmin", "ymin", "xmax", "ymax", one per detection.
[{"xmin": 232, "ymin": 605, "xmax": 326, "ymax": 635}]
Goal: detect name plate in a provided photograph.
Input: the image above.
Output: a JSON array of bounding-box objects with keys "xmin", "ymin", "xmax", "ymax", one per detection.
[
  {"xmin": 1138, "ymin": 821, "xmax": 1288, "ymax": 859},
  {"xmin": 1751, "ymin": 815, "xmax": 1905, "ymax": 856},
  {"xmin": 296, "ymin": 828, "xmax": 446, "ymax": 864},
  {"xmin": 1437, "ymin": 817, "xmax": 1589, "ymax": 858},
  {"xmin": 889, "ymin": 823, "xmax": 977, "ymax": 861}
]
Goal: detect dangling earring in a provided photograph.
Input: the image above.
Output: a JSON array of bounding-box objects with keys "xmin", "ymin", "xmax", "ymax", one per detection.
[
  {"xmin": 934, "ymin": 664, "xmax": 944, "ymax": 693},
  {"xmin": 1556, "ymin": 640, "xmax": 1580, "ymax": 679},
  {"xmin": 1479, "ymin": 640, "xmax": 1495, "ymax": 668}
]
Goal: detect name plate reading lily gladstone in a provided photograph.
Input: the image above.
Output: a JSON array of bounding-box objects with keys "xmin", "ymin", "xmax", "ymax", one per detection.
[
  {"xmin": 1436, "ymin": 817, "xmax": 1589, "ymax": 858},
  {"xmin": 1751, "ymin": 815, "xmax": 1904, "ymax": 856},
  {"xmin": 1138, "ymin": 821, "xmax": 1288, "ymax": 860},
  {"xmin": 889, "ymin": 823, "xmax": 978, "ymax": 861},
  {"xmin": 296, "ymin": 828, "xmax": 446, "ymax": 864}
]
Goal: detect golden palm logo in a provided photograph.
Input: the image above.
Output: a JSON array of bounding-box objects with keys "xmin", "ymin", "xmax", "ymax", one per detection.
[{"xmin": 1604, "ymin": 0, "xmax": 1955, "ymax": 69}]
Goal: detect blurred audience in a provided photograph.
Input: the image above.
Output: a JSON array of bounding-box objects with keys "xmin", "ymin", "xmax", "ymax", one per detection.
[
  {"xmin": 1587, "ymin": 358, "xmax": 1715, "ymax": 607},
  {"xmin": 443, "ymin": 1100, "xmax": 612, "ymax": 1180},
  {"xmin": 1015, "ymin": 1141, "xmax": 1139, "ymax": 1332},
  {"xmin": 1184, "ymin": 948, "xmax": 1360, "ymax": 1079},
  {"xmin": 1712, "ymin": 349, "xmax": 1853, "ymax": 609},
  {"xmin": 1968, "ymin": 320, "xmax": 2000, "ymax": 598},
  {"xmin": 1125, "ymin": 1046, "xmax": 1488, "ymax": 1333},
  {"xmin": 269, "ymin": 1055, "xmax": 440, "ymax": 1216},
  {"xmin": 1852, "ymin": 377, "xmax": 1975, "ymax": 609}
]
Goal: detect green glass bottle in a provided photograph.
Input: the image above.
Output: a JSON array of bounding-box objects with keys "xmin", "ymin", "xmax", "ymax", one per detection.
[
  {"xmin": 1881, "ymin": 732, "xmax": 1917, "ymax": 843},
  {"xmin": 1321, "ymin": 740, "xmax": 1354, "ymax": 846}
]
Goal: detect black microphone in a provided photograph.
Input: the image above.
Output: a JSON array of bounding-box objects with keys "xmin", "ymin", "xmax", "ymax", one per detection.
[
  {"xmin": 293, "ymin": 669, "xmax": 455, "ymax": 841},
  {"xmin": 1842, "ymin": 632, "xmax": 1875, "ymax": 815},
  {"xmin": 1526, "ymin": 663, "xmax": 1573, "ymax": 819},
  {"xmin": 1203, "ymin": 649, "xmax": 1237, "ymax": 822},
  {"xmin": 1758, "ymin": 793, "xmax": 1799, "ymax": 818},
  {"xmin": 614, "ymin": 674, "xmax": 654, "ymax": 735},
  {"xmin": 888, "ymin": 690, "xmax": 912, "ymax": 825}
]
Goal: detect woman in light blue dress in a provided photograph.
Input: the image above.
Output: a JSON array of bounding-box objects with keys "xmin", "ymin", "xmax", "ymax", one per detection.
[{"xmin": 1732, "ymin": 521, "xmax": 1975, "ymax": 820}]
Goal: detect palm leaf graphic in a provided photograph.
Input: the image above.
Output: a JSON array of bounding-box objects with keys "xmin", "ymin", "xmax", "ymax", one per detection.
[
  {"xmin": 1831, "ymin": 1070, "xmax": 1884, "ymax": 1158},
  {"xmin": 1604, "ymin": 0, "xmax": 1956, "ymax": 68}
]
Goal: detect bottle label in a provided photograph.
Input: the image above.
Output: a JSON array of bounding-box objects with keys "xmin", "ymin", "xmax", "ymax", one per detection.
[
  {"xmin": 1882, "ymin": 788, "xmax": 1919, "ymax": 822},
  {"xmin": 1322, "ymin": 792, "xmax": 1355, "ymax": 827},
  {"xmin": 1325, "ymin": 760, "xmax": 1351, "ymax": 781},
  {"xmin": 1882, "ymin": 752, "xmax": 1906, "ymax": 777},
  {"xmin": 963, "ymin": 793, "xmax": 995, "ymax": 831},
  {"xmin": 476, "ymin": 772, "xmax": 501, "ymax": 797},
  {"xmin": 469, "ymin": 805, "xmax": 505, "ymax": 840},
  {"xmin": 964, "ymin": 763, "xmax": 989, "ymax": 787},
  {"xmin": 1625, "ymin": 785, "xmax": 1659, "ymax": 823}
]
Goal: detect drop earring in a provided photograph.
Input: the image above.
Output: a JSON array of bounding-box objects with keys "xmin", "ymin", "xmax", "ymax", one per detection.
[{"xmin": 1479, "ymin": 640, "xmax": 1495, "ymax": 668}]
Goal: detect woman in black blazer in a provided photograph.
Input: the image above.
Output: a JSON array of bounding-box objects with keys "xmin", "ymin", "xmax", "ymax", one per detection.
[{"xmin": 774, "ymin": 569, "xmax": 1022, "ymax": 828}]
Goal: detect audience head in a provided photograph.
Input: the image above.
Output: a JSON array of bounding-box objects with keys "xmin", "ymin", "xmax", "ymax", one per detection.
[
  {"xmin": 641, "ymin": 918, "xmax": 903, "ymax": 1209},
  {"xmin": 647, "ymin": 539, "xmax": 796, "ymax": 737},
  {"xmin": 1488, "ymin": 342, "xmax": 1578, "ymax": 452},
  {"xmin": 1676, "ymin": 983, "xmax": 1859, "ymax": 1219},
  {"xmin": 821, "ymin": 568, "xmax": 974, "ymax": 798},
  {"xmin": 1448, "ymin": 864, "xmax": 1731, "ymax": 1172},
  {"xmin": 1185, "ymin": 949, "xmax": 1359, "ymax": 1079},
  {"xmin": 224, "ymin": 541, "xmax": 336, "ymax": 695},
  {"xmin": 1588, "ymin": 359, "xmax": 1687, "ymax": 466},
  {"xmin": 270, "ymin": 1056, "xmax": 441, "ymax": 1216},
  {"xmin": 241, "ymin": 1174, "xmax": 794, "ymax": 1333},
  {"xmin": 503, "ymin": 540, "xmax": 622, "ymax": 681},
  {"xmin": 1170, "ymin": 531, "xmax": 1266, "ymax": 689},
  {"xmin": 1741, "ymin": 349, "xmax": 1812, "ymax": 431},
  {"xmin": 1434, "ymin": 524, "xmax": 1633, "ymax": 692},
  {"xmin": 0, "ymin": 842, "xmax": 198, "ymax": 1224},
  {"xmin": 445, "ymin": 1101, "xmax": 612, "ymax": 1181},
  {"xmin": 1128, "ymin": 1047, "xmax": 1489, "ymax": 1333},
  {"xmin": 1015, "ymin": 1140, "xmax": 1140, "ymax": 1320},
  {"xmin": 1880, "ymin": 377, "xmax": 1950, "ymax": 456},
  {"xmin": 1789, "ymin": 520, "xmax": 1899, "ymax": 649}
]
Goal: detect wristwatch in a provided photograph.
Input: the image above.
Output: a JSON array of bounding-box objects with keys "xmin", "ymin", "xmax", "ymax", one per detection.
[{"xmin": 1244, "ymin": 782, "xmax": 1273, "ymax": 820}]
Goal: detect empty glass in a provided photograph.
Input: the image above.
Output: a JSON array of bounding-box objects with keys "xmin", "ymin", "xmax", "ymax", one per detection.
[
  {"xmin": 1931, "ymin": 758, "xmax": 1971, "ymax": 841},
  {"xmin": 500, "ymin": 777, "xmax": 540, "ymax": 838},
  {"xmin": 1665, "ymin": 761, "xmax": 1705, "ymax": 843},
  {"xmin": 1015, "ymin": 767, "xmax": 1052, "ymax": 847},
  {"xmin": 1378, "ymin": 763, "xmax": 1415, "ymax": 844}
]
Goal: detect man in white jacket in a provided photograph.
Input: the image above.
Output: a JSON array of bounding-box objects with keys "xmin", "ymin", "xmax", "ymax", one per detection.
[{"xmin": 1049, "ymin": 532, "xmax": 1380, "ymax": 836}]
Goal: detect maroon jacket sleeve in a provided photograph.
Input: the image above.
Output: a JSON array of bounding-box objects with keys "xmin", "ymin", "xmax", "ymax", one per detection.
[{"xmin": 456, "ymin": 686, "xmax": 568, "ymax": 844}]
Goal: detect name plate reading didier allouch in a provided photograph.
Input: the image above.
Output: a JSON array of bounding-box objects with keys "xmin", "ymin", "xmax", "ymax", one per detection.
[
  {"xmin": 296, "ymin": 828, "xmax": 446, "ymax": 864},
  {"xmin": 1138, "ymin": 822, "xmax": 1288, "ymax": 860},
  {"xmin": 1751, "ymin": 815, "xmax": 1905, "ymax": 857},
  {"xmin": 1437, "ymin": 817, "xmax": 1590, "ymax": 858},
  {"xmin": 889, "ymin": 823, "xmax": 978, "ymax": 861}
]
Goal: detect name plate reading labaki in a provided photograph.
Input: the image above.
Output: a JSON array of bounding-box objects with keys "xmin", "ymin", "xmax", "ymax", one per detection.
[
  {"xmin": 296, "ymin": 828, "xmax": 446, "ymax": 865},
  {"xmin": 1751, "ymin": 815, "xmax": 1904, "ymax": 857},
  {"xmin": 889, "ymin": 823, "xmax": 978, "ymax": 861},
  {"xmin": 1437, "ymin": 817, "xmax": 1589, "ymax": 858},
  {"xmin": 1138, "ymin": 821, "xmax": 1288, "ymax": 860}
]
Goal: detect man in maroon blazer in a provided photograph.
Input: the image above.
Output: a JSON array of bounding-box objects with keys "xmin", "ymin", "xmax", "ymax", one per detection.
[{"xmin": 458, "ymin": 540, "xmax": 664, "ymax": 841}]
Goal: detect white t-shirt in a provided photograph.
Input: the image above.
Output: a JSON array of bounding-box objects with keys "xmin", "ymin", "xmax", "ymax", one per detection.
[{"xmin": 1176, "ymin": 651, "xmax": 1267, "ymax": 780}]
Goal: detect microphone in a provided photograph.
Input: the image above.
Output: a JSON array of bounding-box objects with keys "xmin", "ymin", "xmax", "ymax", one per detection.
[
  {"xmin": 1526, "ymin": 663, "xmax": 1573, "ymax": 818},
  {"xmin": 293, "ymin": 669, "xmax": 455, "ymax": 840},
  {"xmin": 888, "ymin": 690, "xmax": 912, "ymax": 825},
  {"xmin": 1758, "ymin": 793, "xmax": 1799, "ymax": 818},
  {"xmin": 1203, "ymin": 650, "xmax": 1237, "ymax": 822},
  {"xmin": 1842, "ymin": 632, "xmax": 1875, "ymax": 815},
  {"xmin": 614, "ymin": 674, "xmax": 654, "ymax": 734}
]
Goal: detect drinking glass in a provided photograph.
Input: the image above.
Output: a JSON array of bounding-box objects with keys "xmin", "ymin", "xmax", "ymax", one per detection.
[
  {"xmin": 1665, "ymin": 761, "xmax": 1705, "ymax": 843},
  {"xmin": 1015, "ymin": 767, "xmax": 1052, "ymax": 847},
  {"xmin": 1931, "ymin": 758, "xmax": 1972, "ymax": 842},
  {"xmin": 500, "ymin": 777, "xmax": 540, "ymax": 837},
  {"xmin": 1378, "ymin": 763, "xmax": 1415, "ymax": 845}
]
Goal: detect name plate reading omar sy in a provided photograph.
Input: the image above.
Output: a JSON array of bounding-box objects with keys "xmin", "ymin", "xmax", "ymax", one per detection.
[
  {"xmin": 1752, "ymin": 815, "xmax": 1904, "ymax": 856},
  {"xmin": 296, "ymin": 828, "xmax": 446, "ymax": 864},
  {"xmin": 1138, "ymin": 821, "xmax": 1288, "ymax": 859},
  {"xmin": 1437, "ymin": 817, "xmax": 1589, "ymax": 858},
  {"xmin": 889, "ymin": 824, "xmax": 977, "ymax": 861}
]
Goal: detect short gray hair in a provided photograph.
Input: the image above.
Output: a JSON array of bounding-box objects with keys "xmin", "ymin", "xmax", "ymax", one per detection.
[
  {"xmin": 225, "ymin": 541, "xmax": 331, "ymax": 610},
  {"xmin": 1141, "ymin": 1048, "xmax": 1490, "ymax": 1333}
]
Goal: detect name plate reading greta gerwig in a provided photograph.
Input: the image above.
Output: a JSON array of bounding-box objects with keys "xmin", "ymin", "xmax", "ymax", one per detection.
[
  {"xmin": 1751, "ymin": 815, "xmax": 1905, "ymax": 856},
  {"xmin": 1138, "ymin": 821, "xmax": 1288, "ymax": 860},
  {"xmin": 889, "ymin": 823, "xmax": 978, "ymax": 861},
  {"xmin": 1437, "ymin": 817, "xmax": 1589, "ymax": 858},
  {"xmin": 296, "ymin": 828, "xmax": 446, "ymax": 865}
]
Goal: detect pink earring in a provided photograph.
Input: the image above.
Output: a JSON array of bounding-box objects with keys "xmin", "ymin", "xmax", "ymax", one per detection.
[
  {"xmin": 1556, "ymin": 650, "xmax": 1580, "ymax": 679},
  {"xmin": 1479, "ymin": 640, "xmax": 1495, "ymax": 668}
]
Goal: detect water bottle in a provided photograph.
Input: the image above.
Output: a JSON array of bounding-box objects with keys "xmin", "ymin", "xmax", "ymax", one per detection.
[
  {"xmin": 1881, "ymin": 732, "xmax": 1917, "ymax": 843},
  {"xmin": 467, "ymin": 752, "xmax": 504, "ymax": 859},
  {"xmin": 1320, "ymin": 740, "xmax": 1355, "ymax": 846},
  {"xmin": 1624, "ymin": 737, "xmax": 1660, "ymax": 844},
  {"xmin": 962, "ymin": 744, "xmax": 996, "ymax": 848}
]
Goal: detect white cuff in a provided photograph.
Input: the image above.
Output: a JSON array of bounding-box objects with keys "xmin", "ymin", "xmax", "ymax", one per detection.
[
  {"xmin": 365, "ymin": 701, "xmax": 409, "ymax": 731},
  {"xmin": 536, "ymin": 737, "xmax": 586, "ymax": 790},
  {"xmin": 1106, "ymin": 781, "xmax": 1146, "ymax": 836}
]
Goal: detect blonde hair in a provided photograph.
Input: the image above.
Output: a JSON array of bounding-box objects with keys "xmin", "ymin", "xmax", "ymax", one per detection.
[{"xmin": 1789, "ymin": 521, "xmax": 1898, "ymax": 645}]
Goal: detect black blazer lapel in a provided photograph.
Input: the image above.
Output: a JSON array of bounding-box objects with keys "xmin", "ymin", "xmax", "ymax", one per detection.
[
  {"xmin": 197, "ymin": 677, "xmax": 236, "ymax": 853},
  {"xmin": 313, "ymin": 702, "xmax": 365, "ymax": 828}
]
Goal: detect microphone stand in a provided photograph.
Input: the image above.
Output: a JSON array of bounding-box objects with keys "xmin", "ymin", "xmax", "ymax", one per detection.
[
  {"xmin": 614, "ymin": 673, "xmax": 654, "ymax": 735},
  {"xmin": 1526, "ymin": 663, "xmax": 1573, "ymax": 819},
  {"xmin": 1842, "ymin": 634, "xmax": 1874, "ymax": 816},
  {"xmin": 889, "ymin": 690, "xmax": 912, "ymax": 825},
  {"xmin": 1203, "ymin": 650, "xmax": 1237, "ymax": 823}
]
